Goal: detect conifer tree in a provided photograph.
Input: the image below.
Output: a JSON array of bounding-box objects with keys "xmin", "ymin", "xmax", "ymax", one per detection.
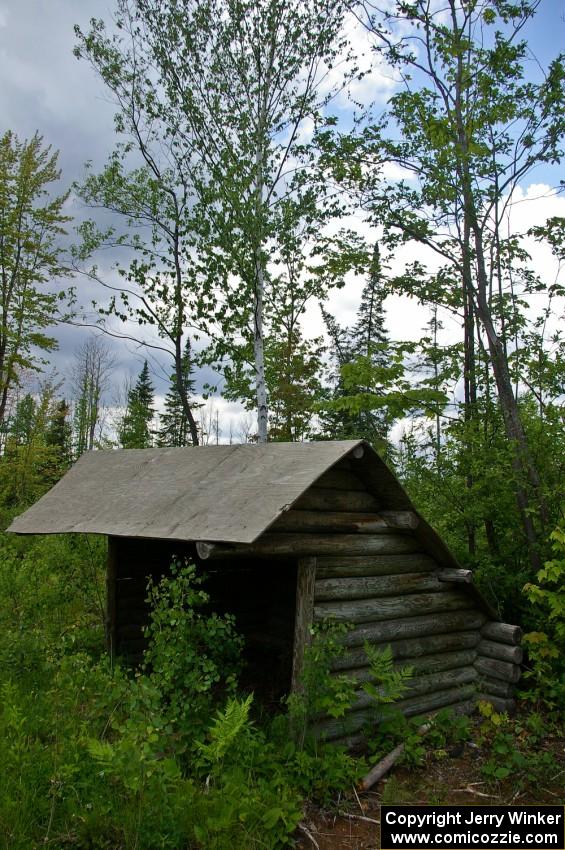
[
  {"xmin": 321, "ymin": 243, "xmax": 392, "ymax": 445},
  {"xmin": 119, "ymin": 361, "xmax": 155, "ymax": 449},
  {"xmin": 157, "ymin": 342, "xmax": 197, "ymax": 447},
  {"xmin": 46, "ymin": 399, "xmax": 72, "ymax": 471}
]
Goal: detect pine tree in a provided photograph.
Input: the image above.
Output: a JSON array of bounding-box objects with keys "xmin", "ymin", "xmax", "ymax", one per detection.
[
  {"xmin": 46, "ymin": 399, "xmax": 72, "ymax": 470},
  {"xmin": 320, "ymin": 243, "xmax": 392, "ymax": 445},
  {"xmin": 119, "ymin": 361, "xmax": 155, "ymax": 449},
  {"xmin": 352, "ymin": 244, "xmax": 388, "ymax": 366},
  {"xmin": 157, "ymin": 342, "xmax": 196, "ymax": 447}
]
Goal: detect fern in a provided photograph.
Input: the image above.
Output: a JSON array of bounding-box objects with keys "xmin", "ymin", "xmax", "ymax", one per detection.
[
  {"xmin": 361, "ymin": 643, "xmax": 413, "ymax": 705},
  {"xmin": 198, "ymin": 693, "xmax": 254, "ymax": 764}
]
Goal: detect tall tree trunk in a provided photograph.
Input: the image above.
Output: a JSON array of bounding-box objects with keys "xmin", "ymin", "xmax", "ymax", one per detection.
[
  {"xmin": 450, "ymin": 0, "xmax": 545, "ymax": 570},
  {"xmin": 254, "ymin": 131, "xmax": 268, "ymax": 443},
  {"xmin": 462, "ymin": 214, "xmax": 476, "ymax": 556},
  {"xmin": 172, "ymin": 228, "xmax": 199, "ymax": 446},
  {"xmin": 174, "ymin": 336, "xmax": 199, "ymax": 447}
]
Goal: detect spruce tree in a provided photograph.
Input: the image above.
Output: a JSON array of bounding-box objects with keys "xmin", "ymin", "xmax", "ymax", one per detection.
[
  {"xmin": 320, "ymin": 243, "xmax": 392, "ymax": 445},
  {"xmin": 157, "ymin": 342, "xmax": 196, "ymax": 447},
  {"xmin": 119, "ymin": 361, "xmax": 155, "ymax": 449},
  {"xmin": 46, "ymin": 399, "xmax": 72, "ymax": 470}
]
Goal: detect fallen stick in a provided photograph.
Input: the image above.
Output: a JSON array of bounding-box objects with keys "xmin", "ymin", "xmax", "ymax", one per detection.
[
  {"xmin": 338, "ymin": 811, "xmax": 380, "ymax": 825},
  {"xmin": 359, "ymin": 723, "xmax": 431, "ymax": 792},
  {"xmin": 298, "ymin": 823, "xmax": 320, "ymax": 849}
]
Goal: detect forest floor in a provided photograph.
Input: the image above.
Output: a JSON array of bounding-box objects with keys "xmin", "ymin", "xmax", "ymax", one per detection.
[{"xmin": 295, "ymin": 712, "xmax": 565, "ymax": 850}]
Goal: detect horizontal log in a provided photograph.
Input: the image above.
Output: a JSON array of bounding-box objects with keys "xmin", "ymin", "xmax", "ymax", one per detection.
[
  {"xmin": 437, "ymin": 569, "xmax": 473, "ymax": 584},
  {"xmin": 478, "ymin": 678, "xmax": 514, "ymax": 699},
  {"xmin": 475, "ymin": 656, "xmax": 521, "ymax": 684},
  {"xmin": 273, "ymin": 510, "xmax": 419, "ymax": 535},
  {"xmin": 295, "ymin": 489, "xmax": 379, "ymax": 512},
  {"xmin": 334, "ymin": 631, "xmax": 481, "ymax": 670},
  {"xmin": 399, "ymin": 683, "xmax": 477, "ymax": 717},
  {"xmin": 314, "ymin": 591, "xmax": 475, "ymax": 625},
  {"xmin": 315, "ymin": 572, "xmax": 443, "ymax": 602},
  {"xmin": 313, "ymin": 468, "xmax": 367, "ymax": 491},
  {"xmin": 409, "ymin": 650, "xmax": 477, "ymax": 676},
  {"xmin": 316, "ymin": 553, "xmax": 438, "ymax": 578},
  {"xmin": 479, "ymin": 695, "xmax": 517, "ymax": 715},
  {"xmin": 197, "ymin": 533, "xmax": 421, "ymax": 560},
  {"xmin": 330, "ymin": 699, "xmax": 478, "ymax": 751},
  {"xmin": 477, "ymin": 639, "xmax": 523, "ymax": 665},
  {"xmin": 317, "ymin": 684, "xmax": 477, "ymax": 740},
  {"xmin": 341, "ymin": 610, "xmax": 486, "ymax": 647},
  {"xmin": 481, "ymin": 622, "xmax": 522, "ymax": 646},
  {"xmin": 349, "ymin": 666, "xmax": 479, "ymax": 710}
]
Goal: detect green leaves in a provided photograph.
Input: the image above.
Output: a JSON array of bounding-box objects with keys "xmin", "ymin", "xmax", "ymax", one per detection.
[{"xmin": 0, "ymin": 131, "xmax": 72, "ymax": 424}]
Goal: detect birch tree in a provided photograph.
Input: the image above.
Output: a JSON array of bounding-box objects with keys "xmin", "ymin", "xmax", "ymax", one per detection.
[{"xmin": 83, "ymin": 0, "xmax": 352, "ymax": 442}]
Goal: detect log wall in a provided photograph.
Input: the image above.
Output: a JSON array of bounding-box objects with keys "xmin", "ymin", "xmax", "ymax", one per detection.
[
  {"xmin": 269, "ymin": 458, "xmax": 521, "ymax": 739},
  {"xmin": 264, "ymin": 461, "xmax": 482, "ymax": 740}
]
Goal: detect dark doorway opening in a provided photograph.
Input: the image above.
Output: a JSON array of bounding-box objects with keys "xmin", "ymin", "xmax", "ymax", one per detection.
[
  {"xmin": 204, "ymin": 558, "xmax": 298, "ymax": 705},
  {"xmin": 112, "ymin": 537, "xmax": 298, "ymax": 704}
]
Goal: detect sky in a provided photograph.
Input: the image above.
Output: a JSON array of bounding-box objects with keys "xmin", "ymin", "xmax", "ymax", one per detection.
[{"xmin": 0, "ymin": 0, "xmax": 564, "ymax": 440}]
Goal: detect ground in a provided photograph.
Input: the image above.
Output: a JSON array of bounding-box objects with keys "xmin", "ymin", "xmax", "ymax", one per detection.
[{"xmin": 295, "ymin": 709, "xmax": 565, "ymax": 850}]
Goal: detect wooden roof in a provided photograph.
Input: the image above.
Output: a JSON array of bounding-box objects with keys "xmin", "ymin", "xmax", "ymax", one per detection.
[{"xmin": 8, "ymin": 440, "xmax": 364, "ymax": 543}]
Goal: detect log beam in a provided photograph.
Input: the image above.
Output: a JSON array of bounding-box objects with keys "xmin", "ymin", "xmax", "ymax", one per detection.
[
  {"xmin": 314, "ymin": 572, "xmax": 443, "ymax": 602},
  {"xmin": 314, "ymin": 590, "xmax": 474, "ymax": 624},
  {"xmin": 197, "ymin": 533, "xmax": 421, "ymax": 560},
  {"xmin": 475, "ymin": 656, "xmax": 521, "ymax": 683},
  {"xmin": 273, "ymin": 510, "xmax": 419, "ymax": 534},
  {"xmin": 334, "ymin": 631, "xmax": 480, "ymax": 670},
  {"xmin": 294, "ymin": 489, "xmax": 379, "ymax": 512},
  {"xmin": 106, "ymin": 536, "xmax": 118, "ymax": 659},
  {"xmin": 341, "ymin": 610, "xmax": 486, "ymax": 647},
  {"xmin": 481, "ymin": 622, "xmax": 522, "ymax": 646},
  {"xmin": 437, "ymin": 569, "xmax": 473, "ymax": 584},
  {"xmin": 477, "ymin": 639, "xmax": 523, "ymax": 665},
  {"xmin": 316, "ymin": 553, "xmax": 437, "ymax": 578},
  {"xmin": 291, "ymin": 558, "xmax": 316, "ymax": 693}
]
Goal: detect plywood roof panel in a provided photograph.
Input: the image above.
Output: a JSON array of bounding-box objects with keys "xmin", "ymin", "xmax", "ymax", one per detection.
[{"xmin": 8, "ymin": 441, "xmax": 363, "ymax": 543}]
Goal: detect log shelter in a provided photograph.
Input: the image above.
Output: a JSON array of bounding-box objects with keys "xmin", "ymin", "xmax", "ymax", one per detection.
[{"xmin": 8, "ymin": 440, "xmax": 522, "ymax": 743}]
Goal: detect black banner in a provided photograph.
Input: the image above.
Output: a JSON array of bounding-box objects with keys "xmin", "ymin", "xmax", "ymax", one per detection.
[{"xmin": 381, "ymin": 805, "xmax": 564, "ymax": 850}]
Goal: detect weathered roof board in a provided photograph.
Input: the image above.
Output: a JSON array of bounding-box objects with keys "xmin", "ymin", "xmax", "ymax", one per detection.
[{"xmin": 8, "ymin": 440, "xmax": 363, "ymax": 544}]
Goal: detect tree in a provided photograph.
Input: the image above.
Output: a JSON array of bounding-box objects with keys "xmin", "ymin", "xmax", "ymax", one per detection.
[
  {"xmin": 71, "ymin": 336, "xmax": 112, "ymax": 456},
  {"xmin": 320, "ymin": 243, "xmax": 396, "ymax": 446},
  {"xmin": 0, "ymin": 381, "xmax": 64, "ymax": 504},
  {"xmin": 119, "ymin": 361, "xmax": 155, "ymax": 448},
  {"xmin": 76, "ymin": 0, "xmax": 352, "ymax": 443},
  {"xmin": 46, "ymin": 399, "xmax": 73, "ymax": 473},
  {"xmin": 0, "ymin": 131, "xmax": 72, "ymax": 427},
  {"xmin": 157, "ymin": 341, "xmax": 198, "ymax": 447},
  {"xmin": 345, "ymin": 0, "xmax": 565, "ymax": 569}
]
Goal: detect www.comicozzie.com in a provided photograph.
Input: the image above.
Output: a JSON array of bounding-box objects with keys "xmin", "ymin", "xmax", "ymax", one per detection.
[{"xmin": 380, "ymin": 805, "xmax": 565, "ymax": 849}]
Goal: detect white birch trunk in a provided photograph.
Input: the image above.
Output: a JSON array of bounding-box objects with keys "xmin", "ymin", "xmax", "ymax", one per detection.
[
  {"xmin": 253, "ymin": 113, "xmax": 268, "ymax": 443},
  {"xmin": 254, "ymin": 255, "xmax": 268, "ymax": 443}
]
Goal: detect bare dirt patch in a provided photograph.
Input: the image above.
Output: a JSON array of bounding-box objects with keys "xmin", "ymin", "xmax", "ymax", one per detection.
[{"xmin": 295, "ymin": 711, "xmax": 564, "ymax": 850}]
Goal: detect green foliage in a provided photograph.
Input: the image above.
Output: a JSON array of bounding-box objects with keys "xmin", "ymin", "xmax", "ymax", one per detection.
[
  {"xmin": 477, "ymin": 701, "xmax": 560, "ymax": 788},
  {"xmin": 142, "ymin": 560, "xmax": 243, "ymax": 739},
  {"xmin": 0, "ymin": 131, "xmax": 72, "ymax": 429},
  {"xmin": 286, "ymin": 621, "xmax": 357, "ymax": 748},
  {"xmin": 0, "ymin": 384, "xmax": 73, "ymax": 506},
  {"xmin": 361, "ymin": 643, "xmax": 413, "ymax": 706},
  {"xmin": 521, "ymin": 524, "xmax": 565, "ymax": 713},
  {"xmin": 157, "ymin": 341, "xmax": 198, "ymax": 447},
  {"xmin": 119, "ymin": 360, "xmax": 155, "ymax": 448}
]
